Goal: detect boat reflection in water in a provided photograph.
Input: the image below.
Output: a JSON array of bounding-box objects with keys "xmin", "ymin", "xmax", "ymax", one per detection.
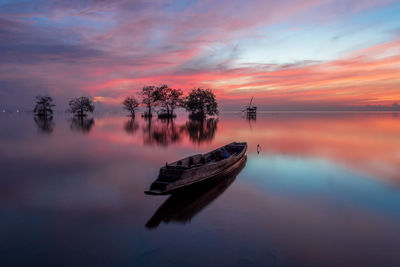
[{"xmin": 146, "ymin": 156, "xmax": 247, "ymax": 229}]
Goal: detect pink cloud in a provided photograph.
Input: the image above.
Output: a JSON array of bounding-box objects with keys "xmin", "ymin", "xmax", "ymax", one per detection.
[{"xmin": 1, "ymin": 0, "xmax": 398, "ymax": 108}]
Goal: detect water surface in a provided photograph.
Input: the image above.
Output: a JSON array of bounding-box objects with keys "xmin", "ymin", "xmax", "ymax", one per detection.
[{"xmin": 1, "ymin": 111, "xmax": 400, "ymax": 266}]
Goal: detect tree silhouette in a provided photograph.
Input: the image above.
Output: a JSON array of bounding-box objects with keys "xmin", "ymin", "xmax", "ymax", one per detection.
[
  {"xmin": 185, "ymin": 88, "xmax": 218, "ymax": 119},
  {"xmin": 122, "ymin": 96, "xmax": 139, "ymax": 117},
  {"xmin": 138, "ymin": 86, "xmax": 156, "ymax": 117},
  {"xmin": 153, "ymin": 85, "xmax": 169, "ymax": 115},
  {"xmin": 153, "ymin": 85, "xmax": 184, "ymax": 118},
  {"xmin": 166, "ymin": 88, "xmax": 183, "ymax": 117},
  {"xmin": 68, "ymin": 96, "xmax": 95, "ymax": 117},
  {"xmin": 34, "ymin": 95, "xmax": 55, "ymax": 119}
]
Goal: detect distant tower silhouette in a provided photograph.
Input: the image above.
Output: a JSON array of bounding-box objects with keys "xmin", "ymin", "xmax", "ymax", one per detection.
[{"xmin": 243, "ymin": 97, "xmax": 257, "ymax": 119}]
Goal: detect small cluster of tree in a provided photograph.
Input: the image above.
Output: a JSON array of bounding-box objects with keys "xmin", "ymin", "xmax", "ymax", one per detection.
[
  {"xmin": 122, "ymin": 86, "xmax": 218, "ymax": 119},
  {"xmin": 153, "ymin": 85, "xmax": 184, "ymax": 118},
  {"xmin": 34, "ymin": 95, "xmax": 96, "ymax": 118},
  {"xmin": 185, "ymin": 88, "xmax": 218, "ymax": 119},
  {"xmin": 33, "ymin": 95, "xmax": 96, "ymax": 135},
  {"xmin": 125, "ymin": 84, "xmax": 184, "ymax": 118},
  {"xmin": 34, "ymin": 86, "xmax": 218, "ymax": 121}
]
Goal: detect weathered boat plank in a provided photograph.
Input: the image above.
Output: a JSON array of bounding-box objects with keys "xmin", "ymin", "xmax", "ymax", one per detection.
[
  {"xmin": 146, "ymin": 156, "xmax": 247, "ymax": 228},
  {"xmin": 145, "ymin": 142, "xmax": 247, "ymax": 195}
]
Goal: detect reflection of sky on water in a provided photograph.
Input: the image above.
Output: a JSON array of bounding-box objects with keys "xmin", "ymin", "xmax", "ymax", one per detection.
[
  {"xmin": 1, "ymin": 112, "xmax": 400, "ymax": 266},
  {"xmin": 243, "ymin": 155, "xmax": 400, "ymax": 219}
]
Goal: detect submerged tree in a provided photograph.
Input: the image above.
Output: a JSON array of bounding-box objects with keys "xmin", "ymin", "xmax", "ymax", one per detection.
[
  {"xmin": 153, "ymin": 85, "xmax": 169, "ymax": 115},
  {"xmin": 166, "ymin": 88, "xmax": 183, "ymax": 117},
  {"xmin": 34, "ymin": 96, "xmax": 55, "ymax": 119},
  {"xmin": 138, "ymin": 86, "xmax": 156, "ymax": 117},
  {"xmin": 68, "ymin": 96, "xmax": 95, "ymax": 117},
  {"xmin": 185, "ymin": 88, "xmax": 218, "ymax": 119},
  {"xmin": 122, "ymin": 96, "xmax": 139, "ymax": 117},
  {"xmin": 153, "ymin": 85, "xmax": 183, "ymax": 118}
]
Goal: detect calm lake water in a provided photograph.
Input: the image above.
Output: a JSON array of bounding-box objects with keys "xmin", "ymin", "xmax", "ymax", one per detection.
[{"xmin": 1, "ymin": 111, "xmax": 400, "ymax": 267}]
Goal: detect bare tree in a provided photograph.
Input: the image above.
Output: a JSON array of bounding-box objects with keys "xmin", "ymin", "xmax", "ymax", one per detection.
[
  {"xmin": 122, "ymin": 96, "xmax": 139, "ymax": 117},
  {"xmin": 138, "ymin": 86, "xmax": 156, "ymax": 117},
  {"xmin": 153, "ymin": 85, "xmax": 170, "ymax": 115},
  {"xmin": 68, "ymin": 97, "xmax": 95, "ymax": 117},
  {"xmin": 167, "ymin": 88, "xmax": 183, "ymax": 117},
  {"xmin": 34, "ymin": 95, "xmax": 55, "ymax": 120},
  {"xmin": 153, "ymin": 85, "xmax": 183, "ymax": 118}
]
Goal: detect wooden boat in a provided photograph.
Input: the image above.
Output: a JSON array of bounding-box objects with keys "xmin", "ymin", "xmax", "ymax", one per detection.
[
  {"xmin": 146, "ymin": 156, "xmax": 247, "ymax": 228},
  {"xmin": 145, "ymin": 142, "xmax": 247, "ymax": 195}
]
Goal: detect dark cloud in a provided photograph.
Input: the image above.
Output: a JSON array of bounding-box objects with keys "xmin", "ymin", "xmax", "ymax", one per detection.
[
  {"xmin": 0, "ymin": 78, "xmax": 51, "ymax": 109},
  {"xmin": 0, "ymin": 43, "xmax": 104, "ymax": 64},
  {"xmin": 0, "ymin": 0, "xmax": 165, "ymax": 17},
  {"xmin": 0, "ymin": 17, "xmax": 104, "ymax": 64}
]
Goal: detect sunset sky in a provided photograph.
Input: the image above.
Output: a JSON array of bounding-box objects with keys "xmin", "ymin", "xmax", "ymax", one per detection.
[{"xmin": 1, "ymin": 0, "xmax": 400, "ymax": 110}]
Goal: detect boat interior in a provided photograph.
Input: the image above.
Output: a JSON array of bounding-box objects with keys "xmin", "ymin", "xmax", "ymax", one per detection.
[{"xmin": 166, "ymin": 142, "xmax": 245, "ymax": 169}]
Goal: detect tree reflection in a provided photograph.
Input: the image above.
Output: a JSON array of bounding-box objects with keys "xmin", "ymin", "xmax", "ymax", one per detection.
[
  {"xmin": 69, "ymin": 117, "xmax": 95, "ymax": 134},
  {"xmin": 141, "ymin": 117, "xmax": 219, "ymax": 147},
  {"xmin": 34, "ymin": 116, "xmax": 55, "ymax": 134},
  {"xmin": 124, "ymin": 118, "xmax": 139, "ymax": 135},
  {"xmin": 182, "ymin": 118, "xmax": 218, "ymax": 144},
  {"xmin": 143, "ymin": 118, "xmax": 182, "ymax": 146}
]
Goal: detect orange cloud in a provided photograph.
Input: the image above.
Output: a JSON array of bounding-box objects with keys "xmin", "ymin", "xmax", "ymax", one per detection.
[{"xmin": 86, "ymin": 39, "xmax": 400, "ymax": 107}]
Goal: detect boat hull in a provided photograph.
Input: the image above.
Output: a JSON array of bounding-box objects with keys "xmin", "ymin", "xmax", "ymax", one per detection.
[
  {"xmin": 145, "ymin": 156, "xmax": 247, "ymax": 228},
  {"xmin": 145, "ymin": 142, "xmax": 247, "ymax": 195}
]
